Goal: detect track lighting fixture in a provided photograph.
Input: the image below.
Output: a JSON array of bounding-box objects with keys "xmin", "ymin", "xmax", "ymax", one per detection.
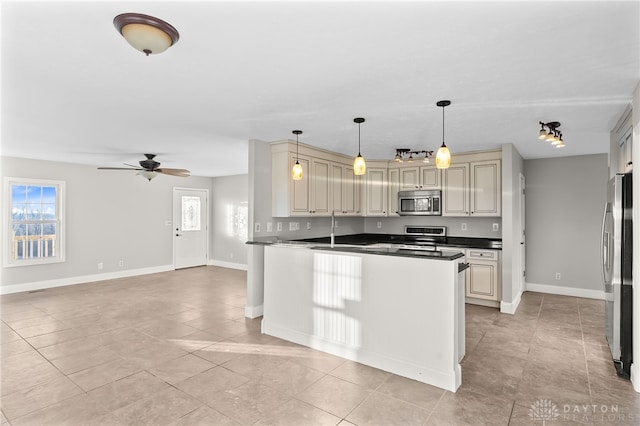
[
  {"xmin": 291, "ymin": 130, "xmax": 303, "ymax": 180},
  {"xmin": 394, "ymin": 149, "xmax": 434, "ymax": 163},
  {"xmin": 538, "ymin": 121, "xmax": 566, "ymax": 148}
]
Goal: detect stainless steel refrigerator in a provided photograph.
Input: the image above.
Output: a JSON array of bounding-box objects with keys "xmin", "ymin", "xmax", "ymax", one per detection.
[{"xmin": 602, "ymin": 172, "xmax": 633, "ymax": 378}]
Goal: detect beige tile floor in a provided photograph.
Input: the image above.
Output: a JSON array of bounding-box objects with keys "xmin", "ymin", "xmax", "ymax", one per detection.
[{"xmin": 1, "ymin": 266, "xmax": 639, "ymax": 425}]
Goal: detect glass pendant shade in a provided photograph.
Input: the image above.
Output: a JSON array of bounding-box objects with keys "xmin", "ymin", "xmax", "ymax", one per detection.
[
  {"xmin": 555, "ymin": 139, "xmax": 566, "ymax": 148},
  {"xmin": 545, "ymin": 131, "xmax": 555, "ymax": 142},
  {"xmin": 353, "ymin": 154, "xmax": 366, "ymax": 175},
  {"xmin": 436, "ymin": 143, "xmax": 451, "ymax": 169},
  {"xmin": 139, "ymin": 170, "xmax": 159, "ymax": 181},
  {"xmin": 291, "ymin": 161, "xmax": 303, "ymax": 180},
  {"xmin": 538, "ymin": 129, "xmax": 548, "ymax": 140}
]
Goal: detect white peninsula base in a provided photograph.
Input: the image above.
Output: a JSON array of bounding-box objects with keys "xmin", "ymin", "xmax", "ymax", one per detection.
[{"xmin": 262, "ymin": 245, "xmax": 465, "ymax": 392}]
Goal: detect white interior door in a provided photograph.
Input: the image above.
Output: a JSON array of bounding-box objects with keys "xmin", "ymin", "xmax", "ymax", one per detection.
[{"xmin": 173, "ymin": 188, "xmax": 208, "ymax": 269}]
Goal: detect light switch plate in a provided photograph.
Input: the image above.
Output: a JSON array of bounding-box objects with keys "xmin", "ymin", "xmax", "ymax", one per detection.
[
  {"xmin": 254, "ymin": 222, "xmax": 261, "ymax": 233},
  {"xmin": 492, "ymin": 223, "xmax": 500, "ymax": 231},
  {"xmin": 266, "ymin": 222, "xmax": 273, "ymax": 232},
  {"xmin": 277, "ymin": 222, "xmax": 283, "ymax": 232}
]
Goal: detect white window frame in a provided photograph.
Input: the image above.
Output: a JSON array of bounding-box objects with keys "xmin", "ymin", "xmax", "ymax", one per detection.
[{"xmin": 3, "ymin": 177, "xmax": 66, "ymax": 267}]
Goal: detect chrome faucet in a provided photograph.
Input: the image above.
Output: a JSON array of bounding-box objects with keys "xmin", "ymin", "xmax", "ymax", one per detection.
[{"xmin": 330, "ymin": 211, "xmax": 335, "ymax": 247}]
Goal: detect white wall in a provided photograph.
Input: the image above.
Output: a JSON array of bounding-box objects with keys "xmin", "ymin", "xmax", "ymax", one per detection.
[
  {"xmin": 501, "ymin": 143, "xmax": 524, "ymax": 313},
  {"xmin": 1, "ymin": 156, "xmax": 213, "ymax": 294},
  {"xmin": 209, "ymin": 174, "xmax": 249, "ymax": 269},
  {"xmin": 523, "ymin": 154, "xmax": 608, "ymax": 298}
]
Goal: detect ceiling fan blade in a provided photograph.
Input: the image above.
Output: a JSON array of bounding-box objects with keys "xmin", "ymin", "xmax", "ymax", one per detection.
[
  {"xmin": 97, "ymin": 167, "xmax": 144, "ymax": 170},
  {"xmin": 156, "ymin": 168, "xmax": 190, "ymax": 177}
]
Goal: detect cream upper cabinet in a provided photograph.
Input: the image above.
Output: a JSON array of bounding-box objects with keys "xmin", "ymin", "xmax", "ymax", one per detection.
[
  {"xmin": 399, "ymin": 165, "xmax": 440, "ymax": 190},
  {"xmin": 443, "ymin": 159, "xmax": 501, "ymax": 217},
  {"xmin": 442, "ymin": 163, "xmax": 470, "ymax": 216},
  {"xmin": 310, "ymin": 158, "xmax": 331, "ymax": 216},
  {"xmin": 332, "ymin": 163, "xmax": 361, "ymax": 216},
  {"xmin": 470, "ymin": 160, "xmax": 501, "ymax": 216},
  {"xmin": 388, "ymin": 168, "xmax": 400, "ymax": 216},
  {"xmin": 364, "ymin": 166, "xmax": 388, "ymax": 216},
  {"xmin": 288, "ymin": 154, "xmax": 311, "ymax": 216},
  {"xmin": 271, "ymin": 141, "xmax": 363, "ymax": 217}
]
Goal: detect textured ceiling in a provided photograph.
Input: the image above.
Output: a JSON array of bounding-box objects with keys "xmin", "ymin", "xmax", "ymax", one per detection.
[{"xmin": 1, "ymin": 1, "xmax": 639, "ymax": 177}]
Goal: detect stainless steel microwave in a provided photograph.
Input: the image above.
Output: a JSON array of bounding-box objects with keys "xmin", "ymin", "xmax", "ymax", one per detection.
[{"xmin": 398, "ymin": 190, "xmax": 442, "ymax": 216}]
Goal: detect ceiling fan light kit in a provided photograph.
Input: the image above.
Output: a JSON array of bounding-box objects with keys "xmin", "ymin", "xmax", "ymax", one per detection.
[{"xmin": 114, "ymin": 13, "xmax": 179, "ymax": 56}]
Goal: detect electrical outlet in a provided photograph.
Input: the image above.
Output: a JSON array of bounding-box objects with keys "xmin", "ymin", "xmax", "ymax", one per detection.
[
  {"xmin": 555, "ymin": 273, "xmax": 561, "ymax": 280},
  {"xmin": 461, "ymin": 223, "xmax": 467, "ymax": 231},
  {"xmin": 289, "ymin": 222, "xmax": 297, "ymax": 231},
  {"xmin": 277, "ymin": 222, "xmax": 283, "ymax": 232},
  {"xmin": 307, "ymin": 222, "xmax": 311, "ymax": 230},
  {"xmin": 230, "ymin": 253, "xmax": 234, "ymax": 259},
  {"xmin": 266, "ymin": 222, "xmax": 273, "ymax": 232},
  {"xmin": 254, "ymin": 222, "xmax": 261, "ymax": 233},
  {"xmin": 492, "ymin": 223, "xmax": 500, "ymax": 231},
  {"xmin": 118, "ymin": 260, "xmax": 124, "ymax": 267},
  {"xmin": 97, "ymin": 262, "xmax": 104, "ymax": 270},
  {"xmin": 377, "ymin": 221, "xmax": 382, "ymax": 229}
]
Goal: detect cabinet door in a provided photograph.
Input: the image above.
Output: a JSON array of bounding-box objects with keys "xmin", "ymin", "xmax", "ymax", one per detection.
[
  {"xmin": 388, "ymin": 168, "xmax": 400, "ymax": 216},
  {"xmin": 420, "ymin": 166, "xmax": 441, "ymax": 189},
  {"xmin": 442, "ymin": 163, "xmax": 469, "ymax": 216},
  {"xmin": 290, "ymin": 154, "xmax": 310, "ymax": 216},
  {"xmin": 310, "ymin": 158, "xmax": 331, "ymax": 216},
  {"xmin": 399, "ymin": 167, "xmax": 420, "ymax": 190},
  {"xmin": 342, "ymin": 165, "xmax": 360, "ymax": 215},
  {"xmin": 466, "ymin": 260, "xmax": 498, "ymax": 301},
  {"xmin": 365, "ymin": 168, "xmax": 387, "ymax": 216},
  {"xmin": 331, "ymin": 163, "xmax": 344, "ymax": 215},
  {"xmin": 470, "ymin": 160, "xmax": 501, "ymax": 216}
]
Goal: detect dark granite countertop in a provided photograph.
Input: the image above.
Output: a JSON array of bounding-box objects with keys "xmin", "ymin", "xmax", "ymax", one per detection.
[{"xmin": 247, "ymin": 233, "xmax": 500, "ymax": 261}]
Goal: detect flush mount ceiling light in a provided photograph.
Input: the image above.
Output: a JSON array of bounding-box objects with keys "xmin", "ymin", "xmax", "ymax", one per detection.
[
  {"xmin": 435, "ymin": 100, "xmax": 452, "ymax": 169},
  {"xmin": 353, "ymin": 118, "xmax": 366, "ymax": 176},
  {"xmin": 538, "ymin": 121, "xmax": 566, "ymax": 148},
  {"xmin": 394, "ymin": 149, "xmax": 434, "ymax": 163},
  {"xmin": 291, "ymin": 130, "xmax": 303, "ymax": 181},
  {"xmin": 114, "ymin": 13, "xmax": 180, "ymax": 56}
]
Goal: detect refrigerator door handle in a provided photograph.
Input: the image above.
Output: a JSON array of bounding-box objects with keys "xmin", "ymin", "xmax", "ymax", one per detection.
[{"xmin": 601, "ymin": 202, "xmax": 609, "ymax": 285}]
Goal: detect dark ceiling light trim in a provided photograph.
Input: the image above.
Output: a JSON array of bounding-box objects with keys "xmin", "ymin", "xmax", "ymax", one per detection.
[{"xmin": 114, "ymin": 13, "xmax": 180, "ymax": 56}]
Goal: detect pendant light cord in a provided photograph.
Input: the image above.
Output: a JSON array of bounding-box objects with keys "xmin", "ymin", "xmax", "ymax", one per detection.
[{"xmin": 358, "ymin": 122, "xmax": 361, "ymax": 155}]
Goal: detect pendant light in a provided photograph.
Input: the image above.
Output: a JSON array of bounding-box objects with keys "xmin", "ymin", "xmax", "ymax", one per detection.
[
  {"xmin": 291, "ymin": 130, "xmax": 303, "ymax": 180},
  {"xmin": 435, "ymin": 100, "xmax": 452, "ymax": 169},
  {"xmin": 353, "ymin": 118, "xmax": 366, "ymax": 175}
]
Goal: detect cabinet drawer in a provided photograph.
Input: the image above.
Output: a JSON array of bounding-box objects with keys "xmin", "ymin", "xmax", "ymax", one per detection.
[{"xmin": 466, "ymin": 249, "xmax": 497, "ymax": 260}]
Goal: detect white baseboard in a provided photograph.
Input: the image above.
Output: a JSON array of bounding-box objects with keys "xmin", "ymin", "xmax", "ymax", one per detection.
[
  {"xmin": 525, "ymin": 282, "xmax": 605, "ymax": 300},
  {"xmin": 500, "ymin": 289, "xmax": 523, "ymax": 314},
  {"xmin": 208, "ymin": 259, "xmax": 248, "ymax": 271},
  {"xmin": 245, "ymin": 304, "xmax": 263, "ymax": 319},
  {"xmin": 0, "ymin": 265, "xmax": 175, "ymax": 295}
]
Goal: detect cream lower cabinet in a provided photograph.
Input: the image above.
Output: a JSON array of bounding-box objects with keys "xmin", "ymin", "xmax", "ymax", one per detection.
[{"xmin": 465, "ymin": 249, "xmax": 501, "ymax": 307}]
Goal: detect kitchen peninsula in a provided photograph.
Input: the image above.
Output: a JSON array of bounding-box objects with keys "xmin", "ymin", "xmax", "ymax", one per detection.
[{"xmin": 250, "ymin": 236, "xmax": 468, "ymax": 392}]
